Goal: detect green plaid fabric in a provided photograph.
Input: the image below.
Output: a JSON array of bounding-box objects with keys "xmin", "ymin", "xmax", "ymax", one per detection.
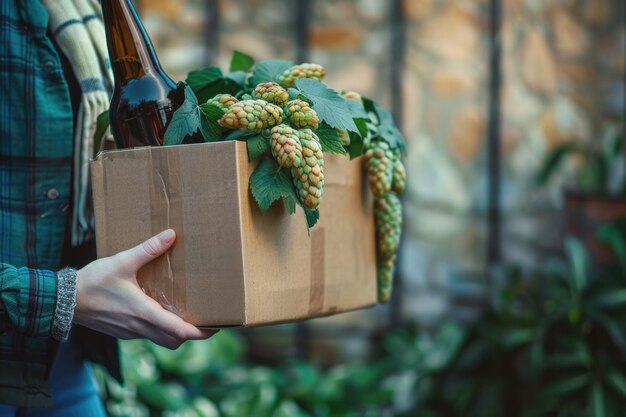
[{"xmin": 0, "ymin": 0, "xmax": 74, "ymax": 407}]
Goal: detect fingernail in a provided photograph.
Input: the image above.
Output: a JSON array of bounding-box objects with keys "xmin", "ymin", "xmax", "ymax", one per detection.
[{"xmin": 158, "ymin": 229, "xmax": 175, "ymax": 243}]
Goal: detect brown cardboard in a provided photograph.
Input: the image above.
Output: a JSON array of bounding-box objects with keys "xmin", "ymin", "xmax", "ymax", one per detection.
[{"xmin": 91, "ymin": 141, "xmax": 376, "ymax": 327}]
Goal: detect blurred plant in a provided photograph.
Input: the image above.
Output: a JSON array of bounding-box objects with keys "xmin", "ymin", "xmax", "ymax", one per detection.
[
  {"xmin": 94, "ymin": 222, "xmax": 626, "ymax": 417},
  {"xmin": 536, "ymin": 124, "xmax": 626, "ymax": 196}
]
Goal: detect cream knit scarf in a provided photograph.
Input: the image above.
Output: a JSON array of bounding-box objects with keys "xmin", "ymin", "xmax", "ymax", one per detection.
[{"xmin": 42, "ymin": 0, "xmax": 114, "ymax": 246}]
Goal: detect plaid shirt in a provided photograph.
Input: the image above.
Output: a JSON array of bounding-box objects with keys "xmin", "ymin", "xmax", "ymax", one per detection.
[{"xmin": 0, "ymin": 0, "xmax": 74, "ymax": 407}]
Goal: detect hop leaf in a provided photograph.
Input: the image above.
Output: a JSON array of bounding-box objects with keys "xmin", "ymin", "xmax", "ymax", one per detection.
[
  {"xmin": 253, "ymin": 82, "xmax": 289, "ymax": 106},
  {"xmin": 270, "ymin": 124, "xmax": 303, "ymax": 168},
  {"xmin": 285, "ymin": 99, "xmax": 319, "ymax": 130},
  {"xmin": 218, "ymin": 99, "xmax": 283, "ymax": 131},
  {"xmin": 291, "ymin": 129, "xmax": 324, "ymax": 210},
  {"xmin": 276, "ymin": 63, "xmax": 326, "ymax": 88}
]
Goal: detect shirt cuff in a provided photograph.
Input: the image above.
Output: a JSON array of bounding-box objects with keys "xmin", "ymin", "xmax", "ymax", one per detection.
[{"xmin": 51, "ymin": 268, "xmax": 77, "ymax": 342}]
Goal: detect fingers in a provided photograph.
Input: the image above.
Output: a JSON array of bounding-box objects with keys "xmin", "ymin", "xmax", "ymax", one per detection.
[
  {"xmin": 118, "ymin": 229, "xmax": 176, "ymax": 272},
  {"xmin": 140, "ymin": 299, "xmax": 218, "ymax": 349}
]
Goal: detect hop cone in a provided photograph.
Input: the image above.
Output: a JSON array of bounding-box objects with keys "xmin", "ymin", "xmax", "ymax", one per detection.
[
  {"xmin": 391, "ymin": 156, "xmax": 406, "ymax": 193},
  {"xmin": 291, "ymin": 129, "xmax": 324, "ymax": 210},
  {"xmin": 337, "ymin": 129, "xmax": 350, "ymax": 146},
  {"xmin": 374, "ymin": 193, "xmax": 402, "ymax": 260},
  {"xmin": 218, "ymin": 99, "xmax": 283, "ymax": 130},
  {"xmin": 276, "ymin": 63, "xmax": 326, "ymax": 88},
  {"xmin": 285, "ymin": 99, "xmax": 319, "ymax": 130},
  {"xmin": 253, "ymin": 82, "xmax": 289, "ymax": 106},
  {"xmin": 270, "ymin": 124, "xmax": 303, "ymax": 168},
  {"xmin": 365, "ymin": 140, "xmax": 394, "ymax": 198},
  {"xmin": 341, "ymin": 91, "xmax": 363, "ymax": 106},
  {"xmin": 206, "ymin": 94, "xmax": 238, "ymax": 111},
  {"xmin": 377, "ymin": 254, "xmax": 396, "ymax": 304}
]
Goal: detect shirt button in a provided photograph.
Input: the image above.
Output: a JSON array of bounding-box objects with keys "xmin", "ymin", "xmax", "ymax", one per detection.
[
  {"xmin": 46, "ymin": 188, "xmax": 60, "ymax": 199},
  {"xmin": 43, "ymin": 60, "xmax": 55, "ymax": 73}
]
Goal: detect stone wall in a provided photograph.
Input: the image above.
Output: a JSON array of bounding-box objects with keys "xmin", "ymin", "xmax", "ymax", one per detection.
[{"xmin": 138, "ymin": 0, "xmax": 625, "ymax": 335}]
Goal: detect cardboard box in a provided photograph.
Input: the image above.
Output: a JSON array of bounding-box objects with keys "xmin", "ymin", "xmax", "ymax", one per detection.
[{"xmin": 91, "ymin": 141, "xmax": 377, "ymax": 327}]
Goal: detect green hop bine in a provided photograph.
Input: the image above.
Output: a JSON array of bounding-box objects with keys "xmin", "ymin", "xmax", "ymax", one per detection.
[
  {"xmin": 291, "ymin": 129, "xmax": 324, "ymax": 210},
  {"xmin": 285, "ymin": 99, "xmax": 319, "ymax": 130},
  {"xmin": 253, "ymin": 82, "xmax": 289, "ymax": 106},
  {"xmin": 374, "ymin": 193, "xmax": 402, "ymax": 260},
  {"xmin": 391, "ymin": 156, "xmax": 406, "ymax": 194},
  {"xmin": 377, "ymin": 254, "xmax": 396, "ymax": 304},
  {"xmin": 218, "ymin": 99, "xmax": 283, "ymax": 131},
  {"xmin": 270, "ymin": 124, "xmax": 303, "ymax": 168},
  {"xmin": 206, "ymin": 94, "xmax": 238, "ymax": 111},
  {"xmin": 276, "ymin": 63, "xmax": 326, "ymax": 88},
  {"xmin": 365, "ymin": 140, "xmax": 394, "ymax": 198}
]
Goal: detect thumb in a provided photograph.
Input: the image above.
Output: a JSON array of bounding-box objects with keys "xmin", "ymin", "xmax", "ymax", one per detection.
[{"xmin": 119, "ymin": 229, "xmax": 176, "ymax": 271}]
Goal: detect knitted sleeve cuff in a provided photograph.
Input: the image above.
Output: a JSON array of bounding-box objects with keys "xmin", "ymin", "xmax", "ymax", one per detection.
[{"xmin": 51, "ymin": 268, "xmax": 77, "ymax": 342}]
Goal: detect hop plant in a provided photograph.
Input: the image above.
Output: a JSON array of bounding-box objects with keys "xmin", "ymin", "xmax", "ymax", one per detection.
[
  {"xmin": 341, "ymin": 90, "xmax": 363, "ymax": 106},
  {"xmin": 374, "ymin": 193, "xmax": 402, "ymax": 260},
  {"xmin": 276, "ymin": 63, "xmax": 326, "ymax": 88},
  {"xmin": 285, "ymin": 99, "xmax": 319, "ymax": 130},
  {"xmin": 377, "ymin": 254, "xmax": 396, "ymax": 304},
  {"xmin": 206, "ymin": 94, "xmax": 238, "ymax": 111},
  {"xmin": 270, "ymin": 124, "xmax": 303, "ymax": 168},
  {"xmin": 218, "ymin": 99, "xmax": 283, "ymax": 131},
  {"xmin": 391, "ymin": 156, "xmax": 406, "ymax": 194},
  {"xmin": 365, "ymin": 140, "xmax": 394, "ymax": 198},
  {"xmin": 253, "ymin": 82, "xmax": 289, "ymax": 106},
  {"xmin": 291, "ymin": 129, "xmax": 324, "ymax": 210}
]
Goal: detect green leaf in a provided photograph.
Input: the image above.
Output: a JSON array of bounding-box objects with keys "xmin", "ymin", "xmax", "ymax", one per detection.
[
  {"xmin": 164, "ymin": 86, "xmax": 201, "ymax": 146},
  {"xmin": 226, "ymin": 71, "xmax": 247, "ymax": 87},
  {"xmin": 374, "ymin": 103, "xmax": 406, "ymax": 153},
  {"xmin": 534, "ymin": 142, "xmax": 586, "ymax": 185},
  {"xmin": 187, "ymin": 66, "xmax": 223, "ymax": 94},
  {"xmin": 544, "ymin": 374, "xmax": 590, "ymax": 396},
  {"xmin": 198, "ymin": 103, "xmax": 225, "ymax": 137},
  {"xmin": 304, "ymin": 208, "xmax": 319, "ymax": 228},
  {"xmin": 607, "ymin": 370, "xmax": 626, "ymax": 398},
  {"xmin": 93, "ymin": 110, "xmax": 109, "ymax": 157},
  {"xmin": 246, "ymin": 134, "xmax": 270, "ymax": 161},
  {"xmin": 348, "ymin": 131, "xmax": 364, "ymax": 160},
  {"xmin": 592, "ymin": 381, "xmax": 606, "ymax": 417},
  {"xmin": 599, "ymin": 289, "xmax": 626, "ymax": 307},
  {"xmin": 354, "ymin": 117, "xmax": 369, "ymax": 138},
  {"xmin": 597, "ymin": 224, "xmax": 626, "ymax": 277},
  {"xmin": 250, "ymin": 159, "xmax": 298, "ymax": 214},
  {"xmin": 565, "ymin": 237, "xmax": 588, "ymax": 293},
  {"xmin": 250, "ymin": 59, "xmax": 293, "ymax": 87},
  {"xmin": 316, "ymin": 123, "xmax": 346, "ymax": 154},
  {"xmin": 224, "ymin": 129, "xmax": 258, "ymax": 141},
  {"xmin": 186, "ymin": 67, "xmax": 244, "ymax": 103},
  {"xmin": 229, "ymin": 50, "xmax": 255, "ymax": 73},
  {"xmin": 293, "ymin": 79, "xmax": 362, "ymax": 133}
]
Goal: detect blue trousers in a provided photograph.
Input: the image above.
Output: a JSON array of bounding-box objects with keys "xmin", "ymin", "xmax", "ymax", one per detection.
[{"xmin": 0, "ymin": 332, "xmax": 106, "ymax": 417}]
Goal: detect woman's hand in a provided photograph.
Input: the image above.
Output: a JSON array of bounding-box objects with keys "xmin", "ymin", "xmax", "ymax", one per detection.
[{"xmin": 74, "ymin": 229, "xmax": 216, "ymax": 349}]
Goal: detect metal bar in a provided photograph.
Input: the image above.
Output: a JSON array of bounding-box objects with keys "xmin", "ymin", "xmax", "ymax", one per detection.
[
  {"xmin": 486, "ymin": 0, "xmax": 503, "ymax": 267},
  {"xmin": 388, "ymin": 0, "xmax": 407, "ymax": 328},
  {"xmin": 294, "ymin": 0, "xmax": 312, "ymax": 360},
  {"xmin": 295, "ymin": 0, "xmax": 312, "ymax": 63},
  {"xmin": 204, "ymin": 0, "xmax": 220, "ymax": 66}
]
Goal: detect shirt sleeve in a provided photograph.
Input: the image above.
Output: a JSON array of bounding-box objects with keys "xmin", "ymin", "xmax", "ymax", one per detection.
[{"xmin": 0, "ymin": 264, "xmax": 58, "ymax": 339}]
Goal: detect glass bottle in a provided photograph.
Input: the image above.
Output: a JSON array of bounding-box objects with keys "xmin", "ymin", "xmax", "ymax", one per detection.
[{"xmin": 101, "ymin": 0, "xmax": 183, "ymax": 148}]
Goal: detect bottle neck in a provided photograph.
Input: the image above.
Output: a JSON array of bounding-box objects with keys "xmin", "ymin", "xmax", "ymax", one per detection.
[{"xmin": 101, "ymin": 0, "xmax": 169, "ymax": 85}]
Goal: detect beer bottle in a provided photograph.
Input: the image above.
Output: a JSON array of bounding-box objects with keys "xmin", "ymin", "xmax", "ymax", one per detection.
[{"xmin": 101, "ymin": 0, "xmax": 184, "ymax": 148}]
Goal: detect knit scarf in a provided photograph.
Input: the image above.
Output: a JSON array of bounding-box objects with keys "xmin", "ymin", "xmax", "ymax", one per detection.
[{"xmin": 42, "ymin": 0, "xmax": 114, "ymax": 246}]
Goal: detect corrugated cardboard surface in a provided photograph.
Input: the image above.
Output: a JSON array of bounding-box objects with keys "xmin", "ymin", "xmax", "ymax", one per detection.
[{"xmin": 91, "ymin": 141, "xmax": 376, "ymax": 327}]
